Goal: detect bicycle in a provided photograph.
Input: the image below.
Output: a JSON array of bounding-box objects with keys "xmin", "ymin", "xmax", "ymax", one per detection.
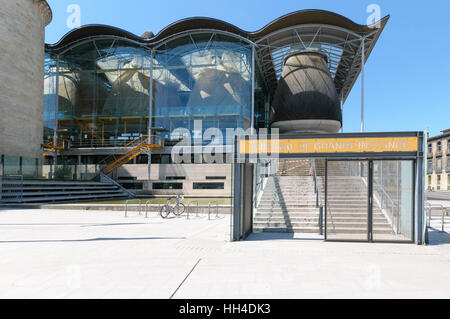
[{"xmin": 160, "ymin": 195, "xmax": 186, "ymax": 218}]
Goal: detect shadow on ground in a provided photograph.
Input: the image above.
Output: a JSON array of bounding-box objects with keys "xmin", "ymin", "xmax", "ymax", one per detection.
[
  {"xmin": 0, "ymin": 237, "xmax": 186, "ymax": 244},
  {"xmin": 427, "ymin": 228, "xmax": 450, "ymax": 246}
]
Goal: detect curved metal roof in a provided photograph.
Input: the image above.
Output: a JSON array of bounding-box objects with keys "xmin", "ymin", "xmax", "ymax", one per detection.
[{"xmin": 45, "ymin": 9, "xmax": 389, "ymax": 102}]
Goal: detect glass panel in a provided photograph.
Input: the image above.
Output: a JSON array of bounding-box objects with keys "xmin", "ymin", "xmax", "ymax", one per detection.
[
  {"xmin": 3, "ymin": 155, "xmax": 21, "ymax": 176},
  {"xmin": 326, "ymin": 161, "xmax": 369, "ymax": 241},
  {"xmin": 372, "ymin": 161, "xmax": 414, "ymax": 242},
  {"xmin": 153, "ymin": 33, "xmax": 252, "ymax": 145}
]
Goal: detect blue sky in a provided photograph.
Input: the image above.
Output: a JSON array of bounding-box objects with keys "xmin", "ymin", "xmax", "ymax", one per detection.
[{"xmin": 45, "ymin": 0, "xmax": 450, "ymax": 136}]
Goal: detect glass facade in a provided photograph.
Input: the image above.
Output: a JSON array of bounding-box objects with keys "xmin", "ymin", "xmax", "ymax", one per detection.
[
  {"xmin": 44, "ymin": 32, "xmax": 265, "ymax": 149},
  {"xmin": 45, "ymin": 41, "xmax": 151, "ymax": 148}
]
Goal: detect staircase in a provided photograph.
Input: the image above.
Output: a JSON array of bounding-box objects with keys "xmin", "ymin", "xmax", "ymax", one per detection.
[
  {"xmin": 254, "ymin": 173, "xmax": 324, "ymax": 233},
  {"xmin": 100, "ymin": 135, "xmax": 163, "ymax": 175},
  {"xmin": 276, "ymin": 159, "xmax": 325, "ymax": 176},
  {"xmin": 326, "ymin": 176, "xmax": 395, "ymax": 235},
  {"xmin": 0, "ymin": 179, "xmax": 130, "ymax": 203}
]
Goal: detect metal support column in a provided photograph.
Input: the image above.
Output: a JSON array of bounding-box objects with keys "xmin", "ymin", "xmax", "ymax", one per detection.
[
  {"xmin": 53, "ymin": 56, "xmax": 60, "ymax": 177},
  {"xmin": 361, "ymin": 37, "xmax": 365, "ymax": 133},
  {"xmin": 416, "ymin": 132, "xmax": 426, "ymax": 245},
  {"xmin": 251, "ymin": 45, "xmax": 256, "ymax": 134},
  {"xmin": 147, "ymin": 50, "xmax": 154, "ymax": 181},
  {"xmin": 340, "ymin": 92, "xmax": 344, "ymax": 133},
  {"xmin": 232, "ymin": 163, "xmax": 242, "ymax": 241}
]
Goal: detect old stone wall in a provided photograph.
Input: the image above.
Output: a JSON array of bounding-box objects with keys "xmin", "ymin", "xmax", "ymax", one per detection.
[{"xmin": 0, "ymin": 0, "xmax": 51, "ymax": 159}]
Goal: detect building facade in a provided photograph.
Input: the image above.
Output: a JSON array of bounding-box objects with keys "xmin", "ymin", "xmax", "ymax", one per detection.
[
  {"xmin": 426, "ymin": 129, "xmax": 450, "ymax": 191},
  {"xmin": 39, "ymin": 10, "xmax": 388, "ymax": 195},
  {"xmin": 0, "ymin": 0, "xmax": 52, "ymax": 175}
]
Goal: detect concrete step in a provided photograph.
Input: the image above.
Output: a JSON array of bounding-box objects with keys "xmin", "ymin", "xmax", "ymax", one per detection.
[
  {"xmin": 326, "ymin": 230, "xmax": 395, "ymax": 235},
  {"xmin": 254, "ymin": 217, "xmax": 319, "ymax": 223},
  {"xmin": 257, "ymin": 208, "xmax": 321, "ymax": 213},
  {"xmin": 254, "ymin": 227, "xmax": 319, "ymax": 233},
  {"xmin": 1, "ymin": 189, "xmax": 123, "ymax": 197},
  {"xmin": 2, "ymin": 185, "xmax": 119, "ymax": 191},
  {"xmin": 4, "ymin": 180, "xmax": 113, "ymax": 186},
  {"xmin": 258, "ymin": 205, "xmax": 318, "ymax": 210},
  {"xmin": 254, "ymin": 222, "xmax": 319, "ymax": 228},
  {"xmin": 0, "ymin": 193, "xmax": 128, "ymax": 203}
]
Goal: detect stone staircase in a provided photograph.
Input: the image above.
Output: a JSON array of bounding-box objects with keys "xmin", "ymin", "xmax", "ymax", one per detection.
[
  {"xmin": 326, "ymin": 176, "xmax": 395, "ymax": 235},
  {"xmin": 276, "ymin": 159, "xmax": 325, "ymax": 176},
  {"xmin": 0, "ymin": 179, "xmax": 131, "ymax": 204},
  {"xmin": 254, "ymin": 175, "xmax": 324, "ymax": 233}
]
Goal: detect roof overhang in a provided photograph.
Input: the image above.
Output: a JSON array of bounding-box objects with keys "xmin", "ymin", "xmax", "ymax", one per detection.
[{"xmin": 45, "ymin": 9, "xmax": 389, "ymax": 103}]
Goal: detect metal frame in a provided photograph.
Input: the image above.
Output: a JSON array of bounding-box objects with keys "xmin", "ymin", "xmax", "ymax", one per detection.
[
  {"xmin": 253, "ymin": 23, "xmax": 383, "ymax": 102},
  {"xmin": 324, "ymin": 158, "xmax": 416, "ymax": 244},
  {"xmin": 233, "ymin": 132, "xmax": 425, "ymax": 245}
]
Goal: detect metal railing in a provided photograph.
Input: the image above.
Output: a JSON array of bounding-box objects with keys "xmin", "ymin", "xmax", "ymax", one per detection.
[
  {"xmin": 99, "ymin": 135, "xmax": 164, "ymax": 174},
  {"xmin": 373, "ymin": 185, "xmax": 399, "ymax": 233},
  {"xmin": 310, "ymin": 160, "xmax": 324, "ymax": 235},
  {"xmin": 425, "ymin": 202, "xmax": 448, "ymax": 232},
  {"xmin": 144, "ymin": 200, "xmax": 161, "ymax": 218},
  {"xmin": 0, "ymin": 175, "xmax": 24, "ymax": 203},
  {"xmin": 187, "ymin": 201, "xmax": 199, "ymax": 219},
  {"xmin": 124, "ymin": 199, "xmax": 142, "ymax": 217},
  {"xmin": 208, "ymin": 201, "xmax": 219, "ymax": 220}
]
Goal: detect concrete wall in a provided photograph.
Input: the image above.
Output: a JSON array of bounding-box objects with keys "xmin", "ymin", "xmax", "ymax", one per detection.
[
  {"xmin": 0, "ymin": 0, "xmax": 52, "ymax": 158},
  {"xmin": 116, "ymin": 164, "xmax": 233, "ymax": 196}
]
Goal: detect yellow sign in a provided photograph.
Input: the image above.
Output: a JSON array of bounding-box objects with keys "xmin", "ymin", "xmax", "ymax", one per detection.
[{"xmin": 240, "ymin": 137, "xmax": 419, "ymax": 155}]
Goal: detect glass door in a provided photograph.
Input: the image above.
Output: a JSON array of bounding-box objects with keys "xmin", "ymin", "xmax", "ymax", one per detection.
[
  {"xmin": 372, "ymin": 160, "xmax": 414, "ymax": 242},
  {"xmin": 326, "ymin": 160, "xmax": 369, "ymax": 241}
]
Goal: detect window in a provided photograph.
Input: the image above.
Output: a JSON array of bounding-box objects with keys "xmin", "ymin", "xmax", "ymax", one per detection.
[
  {"xmin": 437, "ymin": 158, "xmax": 442, "ymax": 171},
  {"xmin": 166, "ymin": 176, "xmax": 186, "ymax": 180},
  {"xmin": 427, "ymin": 159, "xmax": 433, "ymax": 172},
  {"xmin": 205, "ymin": 176, "xmax": 227, "ymax": 180},
  {"xmin": 193, "ymin": 182, "xmax": 224, "ymax": 190},
  {"xmin": 152, "ymin": 183, "xmax": 183, "ymax": 190},
  {"xmin": 437, "ymin": 175, "xmax": 441, "ymax": 190},
  {"xmin": 120, "ymin": 182, "xmax": 143, "ymax": 190},
  {"xmin": 428, "ymin": 144, "xmax": 432, "ymax": 153},
  {"xmin": 437, "ymin": 141, "xmax": 442, "ymax": 152}
]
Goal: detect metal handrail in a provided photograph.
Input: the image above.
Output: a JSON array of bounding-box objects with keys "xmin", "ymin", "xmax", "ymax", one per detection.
[
  {"xmin": 373, "ymin": 184, "xmax": 398, "ymax": 231},
  {"xmin": 124, "ymin": 199, "xmax": 142, "ymax": 217},
  {"xmin": 144, "ymin": 200, "xmax": 160, "ymax": 218},
  {"xmin": 187, "ymin": 201, "xmax": 199, "ymax": 219},
  {"xmin": 208, "ymin": 201, "xmax": 219, "ymax": 220},
  {"xmin": 310, "ymin": 160, "xmax": 324, "ymax": 235},
  {"xmin": 98, "ymin": 135, "xmax": 164, "ymax": 166},
  {"xmin": 426, "ymin": 203, "xmax": 448, "ymax": 232}
]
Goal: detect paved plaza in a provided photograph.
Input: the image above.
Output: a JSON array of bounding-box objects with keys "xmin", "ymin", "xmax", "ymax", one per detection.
[{"xmin": 0, "ymin": 208, "xmax": 449, "ymax": 299}]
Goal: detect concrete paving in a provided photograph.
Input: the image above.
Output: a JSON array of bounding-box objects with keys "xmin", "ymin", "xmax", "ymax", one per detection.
[{"xmin": 0, "ymin": 208, "xmax": 449, "ymax": 299}]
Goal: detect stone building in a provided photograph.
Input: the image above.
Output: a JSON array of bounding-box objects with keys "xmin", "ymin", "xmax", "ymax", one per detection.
[
  {"xmin": 0, "ymin": 0, "xmax": 52, "ymax": 175},
  {"xmin": 427, "ymin": 129, "xmax": 450, "ymax": 191}
]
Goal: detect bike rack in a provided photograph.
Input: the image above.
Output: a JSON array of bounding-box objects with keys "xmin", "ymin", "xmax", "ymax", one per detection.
[
  {"xmin": 144, "ymin": 200, "xmax": 160, "ymax": 218},
  {"xmin": 187, "ymin": 201, "xmax": 199, "ymax": 220},
  {"xmin": 208, "ymin": 201, "xmax": 219, "ymax": 220},
  {"xmin": 124, "ymin": 199, "xmax": 142, "ymax": 217},
  {"xmin": 426, "ymin": 203, "xmax": 448, "ymax": 232}
]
